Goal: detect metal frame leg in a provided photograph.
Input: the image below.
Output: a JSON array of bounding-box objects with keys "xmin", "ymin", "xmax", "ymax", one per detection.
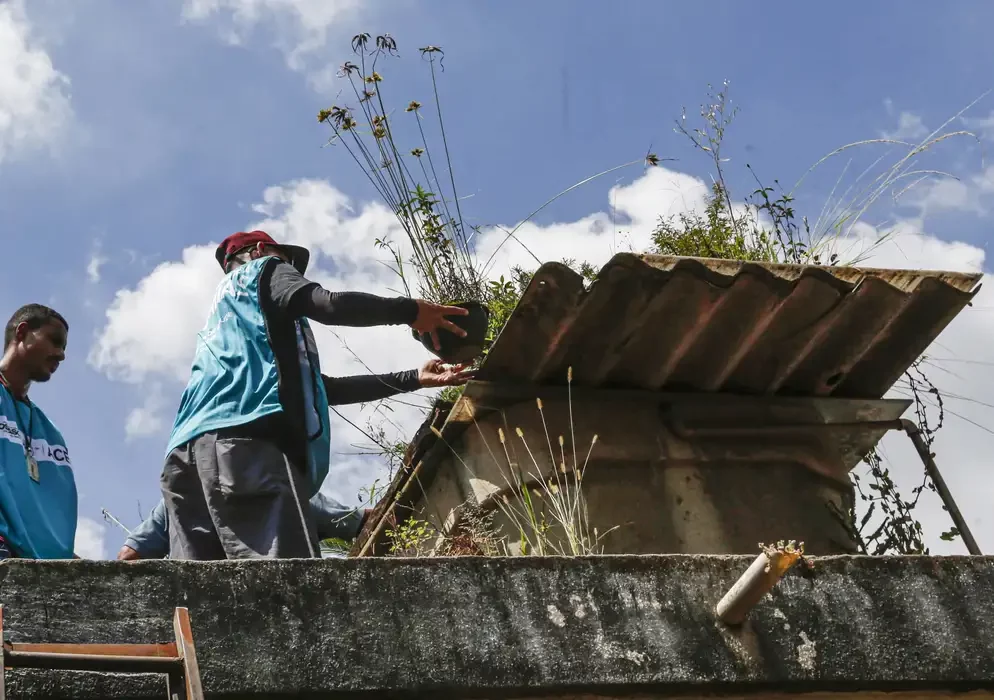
[{"xmin": 901, "ymin": 419, "xmax": 982, "ymax": 555}]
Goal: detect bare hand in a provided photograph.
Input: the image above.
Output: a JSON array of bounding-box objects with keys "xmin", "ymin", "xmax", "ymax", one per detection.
[
  {"xmin": 417, "ymin": 359, "xmax": 476, "ymax": 388},
  {"xmin": 116, "ymin": 545, "xmax": 141, "ymax": 562},
  {"xmin": 410, "ymin": 300, "xmax": 469, "ymax": 351}
]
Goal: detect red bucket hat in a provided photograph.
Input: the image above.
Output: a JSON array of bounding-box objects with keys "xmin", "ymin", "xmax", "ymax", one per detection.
[{"xmin": 215, "ymin": 230, "xmax": 311, "ymax": 275}]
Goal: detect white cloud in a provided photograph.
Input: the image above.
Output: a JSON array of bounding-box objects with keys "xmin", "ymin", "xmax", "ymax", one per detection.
[
  {"xmin": 881, "ymin": 111, "xmax": 929, "ymax": 141},
  {"xmin": 90, "ymin": 168, "xmax": 994, "ymax": 552},
  {"xmin": 0, "ymin": 0, "xmax": 72, "ymax": 163},
  {"xmin": 89, "ymin": 166, "xmax": 704, "ymax": 404},
  {"xmin": 836, "ymin": 218, "xmax": 986, "ymax": 270},
  {"xmin": 962, "ymin": 110, "xmax": 994, "ymax": 141},
  {"xmin": 902, "ymin": 165, "xmax": 994, "ymax": 217},
  {"xmin": 86, "ymin": 239, "xmax": 107, "ymax": 284},
  {"xmin": 125, "ymin": 384, "xmax": 168, "ymax": 441},
  {"xmin": 86, "ymin": 254, "xmax": 105, "ymax": 284},
  {"xmin": 474, "ymin": 166, "xmax": 709, "ymax": 277},
  {"xmin": 875, "ymin": 105, "xmax": 994, "ymax": 217},
  {"xmin": 74, "ymin": 516, "xmax": 107, "ymax": 560},
  {"xmin": 181, "ymin": 0, "xmax": 360, "ymax": 84},
  {"xmin": 89, "ymin": 245, "xmax": 220, "ymax": 384}
]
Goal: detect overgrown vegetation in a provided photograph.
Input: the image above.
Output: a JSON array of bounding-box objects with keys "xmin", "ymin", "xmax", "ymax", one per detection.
[
  {"xmin": 831, "ymin": 357, "xmax": 957, "ymax": 554},
  {"xmin": 318, "ymin": 35, "xmax": 481, "ymax": 305},
  {"xmin": 318, "ymin": 33, "xmax": 654, "ymax": 315},
  {"xmin": 318, "ymin": 40, "xmax": 972, "ymax": 557},
  {"xmin": 385, "ymin": 367, "xmax": 614, "ymax": 557},
  {"xmin": 651, "ymin": 182, "xmax": 775, "ymax": 261}
]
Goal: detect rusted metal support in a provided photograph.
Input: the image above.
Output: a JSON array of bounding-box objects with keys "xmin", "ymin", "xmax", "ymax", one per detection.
[
  {"xmin": 716, "ymin": 548, "xmax": 802, "ymax": 625},
  {"xmin": 900, "ymin": 419, "xmax": 981, "ymax": 556}
]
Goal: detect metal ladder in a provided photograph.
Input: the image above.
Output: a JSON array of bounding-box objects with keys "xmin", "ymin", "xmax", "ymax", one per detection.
[{"xmin": 0, "ymin": 605, "xmax": 204, "ymax": 700}]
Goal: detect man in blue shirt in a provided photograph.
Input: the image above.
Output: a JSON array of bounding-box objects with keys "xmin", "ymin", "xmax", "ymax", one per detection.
[
  {"xmin": 162, "ymin": 230, "xmax": 472, "ymax": 560},
  {"xmin": 0, "ymin": 304, "xmax": 77, "ymax": 559},
  {"xmin": 118, "ymin": 492, "xmax": 368, "ymax": 559}
]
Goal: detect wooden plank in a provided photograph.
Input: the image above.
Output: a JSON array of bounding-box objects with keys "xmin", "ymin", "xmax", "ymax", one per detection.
[
  {"xmin": 173, "ymin": 607, "xmax": 204, "ymax": 700},
  {"xmin": 4, "ymin": 650, "xmax": 179, "ymax": 672},
  {"xmin": 10, "ymin": 642, "xmax": 177, "ymax": 658}
]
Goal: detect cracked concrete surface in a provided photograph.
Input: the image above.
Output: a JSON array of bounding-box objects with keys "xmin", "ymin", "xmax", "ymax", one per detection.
[{"xmin": 0, "ymin": 555, "xmax": 991, "ymax": 698}]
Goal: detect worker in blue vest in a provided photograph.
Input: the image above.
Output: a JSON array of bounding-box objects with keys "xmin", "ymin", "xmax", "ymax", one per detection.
[
  {"xmin": 161, "ymin": 230, "xmax": 472, "ymax": 560},
  {"xmin": 0, "ymin": 304, "xmax": 77, "ymax": 559},
  {"xmin": 118, "ymin": 492, "xmax": 371, "ymax": 560}
]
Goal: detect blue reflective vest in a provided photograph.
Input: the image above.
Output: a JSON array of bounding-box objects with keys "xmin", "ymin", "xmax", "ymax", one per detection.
[
  {"xmin": 0, "ymin": 386, "xmax": 77, "ymax": 558},
  {"xmin": 165, "ymin": 257, "xmax": 331, "ymax": 494}
]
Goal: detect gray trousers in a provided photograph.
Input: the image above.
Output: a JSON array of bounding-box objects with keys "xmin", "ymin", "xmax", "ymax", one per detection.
[{"xmin": 160, "ymin": 431, "xmax": 319, "ymax": 560}]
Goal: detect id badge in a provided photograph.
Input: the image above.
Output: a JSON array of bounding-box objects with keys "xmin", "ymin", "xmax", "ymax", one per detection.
[{"xmin": 26, "ymin": 454, "xmax": 39, "ymax": 483}]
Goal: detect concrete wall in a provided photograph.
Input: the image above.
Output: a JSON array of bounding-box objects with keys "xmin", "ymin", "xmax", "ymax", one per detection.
[
  {"xmin": 1, "ymin": 555, "xmax": 993, "ymax": 699},
  {"xmin": 411, "ymin": 395, "xmax": 886, "ymax": 555}
]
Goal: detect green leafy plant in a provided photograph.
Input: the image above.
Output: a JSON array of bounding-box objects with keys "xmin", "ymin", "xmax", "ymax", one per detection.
[
  {"xmin": 320, "ymin": 537, "xmax": 353, "ymax": 558},
  {"xmin": 385, "ymin": 515, "xmax": 436, "ymax": 556},
  {"xmin": 385, "ymin": 501, "xmax": 503, "ymax": 556},
  {"xmin": 652, "ymin": 182, "xmax": 775, "ymax": 261}
]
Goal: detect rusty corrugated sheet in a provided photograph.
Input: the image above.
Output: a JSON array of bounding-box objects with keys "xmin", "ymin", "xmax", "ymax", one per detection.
[
  {"xmin": 350, "ymin": 254, "xmax": 982, "ymax": 556},
  {"xmin": 479, "ymin": 253, "xmax": 982, "ymax": 398}
]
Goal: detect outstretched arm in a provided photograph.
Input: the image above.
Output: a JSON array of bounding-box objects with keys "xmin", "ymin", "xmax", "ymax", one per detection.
[
  {"xmin": 323, "ymin": 370, "xmax": 421, "ymax": 406},
  {"xmin": 310, "ymin": 492, "xmax": 366, "ymax": 541},
  {"xmin": 262, "ymin": 257, "xmax": 418, "ymax": 327},
  {"xmin": 265, "ymin": 261, "xmax": 469, "ymax": 348},
  {"xmin": 118, "ymin": 500, "xmax": 169, "ymax": 561},
  {"xmin": 323, "ymin": 360, "xmax": 475, "ymax": 406},
  {"xmin": 289, "ymin": 282, "xmax": 419, "ymax": 328},
  {"xmin": 268, "ymin": 260, "xmax": 469, "ymax": 339}
]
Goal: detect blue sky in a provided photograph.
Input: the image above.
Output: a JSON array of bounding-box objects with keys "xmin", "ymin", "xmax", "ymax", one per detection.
[{"xmin": 3, "ymin": 0, "xmax": 994, "ymax": 558}]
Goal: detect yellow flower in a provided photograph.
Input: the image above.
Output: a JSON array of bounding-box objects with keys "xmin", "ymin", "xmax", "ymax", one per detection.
[{"xmin": 406, "ymin": 100, "xmax": 422, "ymax": 112}]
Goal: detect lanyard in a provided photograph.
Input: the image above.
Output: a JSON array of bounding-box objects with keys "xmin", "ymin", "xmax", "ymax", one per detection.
[{"xmin": 0, "ymin": 369, "xmax": 33, "ymax": 453}]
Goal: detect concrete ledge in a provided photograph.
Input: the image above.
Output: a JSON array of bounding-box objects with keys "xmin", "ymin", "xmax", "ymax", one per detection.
[{"xmin": 1, "ymin": 555, "xmax": 993, "ymax": 698}]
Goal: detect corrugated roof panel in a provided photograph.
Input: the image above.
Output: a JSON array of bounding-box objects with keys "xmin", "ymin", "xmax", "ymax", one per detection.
[
  {"xmin": 353, "ymin": 254, "xmax": 981, "ymax": 556},
  {"xmin": 478, "ymin": 253, "xmax": 982, "ymax": 399}
]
